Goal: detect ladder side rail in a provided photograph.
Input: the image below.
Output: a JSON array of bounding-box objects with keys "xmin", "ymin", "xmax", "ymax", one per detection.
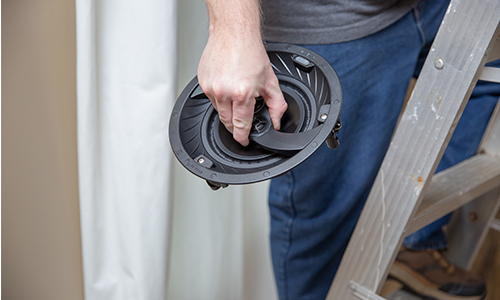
[{"xmin": 325, "ymin": 1, "xmax": 500, "ymax": 299}]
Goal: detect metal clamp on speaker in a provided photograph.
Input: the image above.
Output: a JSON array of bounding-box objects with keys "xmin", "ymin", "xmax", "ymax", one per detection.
[{"xmin": 169, "ymin": 43, "xmax": 343, "ymax": 190}]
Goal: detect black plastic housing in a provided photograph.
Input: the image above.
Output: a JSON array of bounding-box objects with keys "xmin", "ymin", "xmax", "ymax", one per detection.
[{"xmin": 169, "ymin": 43, "xmax": 342, "ymax": 188}]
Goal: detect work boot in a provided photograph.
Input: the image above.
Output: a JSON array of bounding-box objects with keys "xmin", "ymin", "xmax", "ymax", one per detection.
[{"xmin": 389, "ymin": 247, "xmax": 487, "ymax": 300}]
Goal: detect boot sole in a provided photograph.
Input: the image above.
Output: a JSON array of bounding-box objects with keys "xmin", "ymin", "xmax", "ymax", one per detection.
[{"xmin": 389, "ymin": 262, "xmax": 486, "ymax": 300}]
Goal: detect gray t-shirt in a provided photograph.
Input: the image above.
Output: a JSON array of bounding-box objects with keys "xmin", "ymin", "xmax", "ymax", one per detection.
[{"xmin": 262, "ymin": 0, "xmax": 421, "ymax": 44}]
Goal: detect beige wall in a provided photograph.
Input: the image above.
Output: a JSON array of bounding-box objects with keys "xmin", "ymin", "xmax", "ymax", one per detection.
[{"xmin": 2, "ymin": 0, "xmax": 84, "ymax": 299}]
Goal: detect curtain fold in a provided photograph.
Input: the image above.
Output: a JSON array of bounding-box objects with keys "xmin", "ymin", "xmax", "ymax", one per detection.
[
  {"xmin": 76, "ymin": 1, "xmax": 177, "ymax": 299},
  {"xmin": 77, "ymin": 0, "xmax": 278, "ymax": 299}
]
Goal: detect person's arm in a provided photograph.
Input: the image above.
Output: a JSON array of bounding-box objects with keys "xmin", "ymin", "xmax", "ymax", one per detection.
[{"xmin": 197, "ymin": 0, "xmax": 287, "ymax": 146}]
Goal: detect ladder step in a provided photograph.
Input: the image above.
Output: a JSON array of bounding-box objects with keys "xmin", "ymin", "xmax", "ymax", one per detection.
[
  {"xmin": 348, "ymin": 281, "xmax": 387, "ymax": 300},
  {"xmin": 491, "ymin": 218, "xmax": 500, "ymax": 232},
  {"xmin": 478, "ymin": 66, "xmax": 500, "ymax": 83},
  {"xmin": 406, "ymin": 155, "xmax": 500, "ymax": 236}
]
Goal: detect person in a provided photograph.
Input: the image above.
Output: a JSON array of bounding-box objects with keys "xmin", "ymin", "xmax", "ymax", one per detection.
[{"xmin": 197, "ymin": 0, "xmax": 500, "ymax": 299}]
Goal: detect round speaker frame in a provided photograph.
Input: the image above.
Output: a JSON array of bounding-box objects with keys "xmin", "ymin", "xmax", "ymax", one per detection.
[{"xmin": 169, "ymin": 43, "xmax": 342, "ymax": 188}]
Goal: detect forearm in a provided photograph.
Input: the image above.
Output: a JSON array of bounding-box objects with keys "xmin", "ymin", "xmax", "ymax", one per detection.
[{"xmin": 205, "ymin": 0, "xmax": 262, "ymax": 41}]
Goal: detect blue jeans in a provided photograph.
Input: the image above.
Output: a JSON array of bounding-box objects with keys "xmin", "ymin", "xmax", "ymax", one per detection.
[{"xmin": 268, "ymin": 0, "xmax": 500, "ymax": 299}]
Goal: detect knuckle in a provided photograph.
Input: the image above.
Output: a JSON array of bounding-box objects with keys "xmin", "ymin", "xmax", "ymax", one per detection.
[
  {"xmin": 219, "ymin": 117, "xmax": 231, "ymax": 125},
  {"xmin": 218, "ymin": 112, "xmax": 230, "ymax": 123},
  {"xmin": 211, "ymin": 83, "xmax": 225, "ymax": 99},
  {"xmin": 278, "ymin": 100, "xmax": 288, "ymax": 112},
  {"xmin": 203, "ymin": 79, "xmax": 259, "ymax": 105},
  {"xmin": 268, "ymin": 98, "xmax": 288, "ymax": 113},
  {"xmin": 232, "ymin": 118, "xmax": 251, "ymax": 131},
  {"xmin": 231, "ymin": 85, "xmax": 251, "ymax": 103},
  {"xmin": 198, "ymin": 79, "xmax": 211, "ymax": 93}
]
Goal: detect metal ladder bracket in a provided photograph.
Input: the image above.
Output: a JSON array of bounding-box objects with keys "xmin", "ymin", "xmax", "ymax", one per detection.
[{"xmin": 348, "ymin": 281, "xmax": 387, "ymax": 300}]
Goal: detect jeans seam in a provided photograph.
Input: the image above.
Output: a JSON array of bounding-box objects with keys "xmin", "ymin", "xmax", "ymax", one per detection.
[{"xmin": 413, "ymin": 6, "xmax": 427, "ymax": 47}]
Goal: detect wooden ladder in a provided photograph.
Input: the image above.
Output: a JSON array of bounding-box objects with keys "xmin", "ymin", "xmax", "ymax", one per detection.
[{"xmin": 326, "ymin": 0, "xmax": 500, "ymax": 299}]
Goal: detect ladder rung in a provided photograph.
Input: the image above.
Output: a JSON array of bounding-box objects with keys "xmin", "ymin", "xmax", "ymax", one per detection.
[
  {"xmin": 491, "ymin": 218, "xmax": 500, "ymax": 232},
  {"xmin": 406, "ymin": 155, "xmax": 500, "ymax": 236},
  {"xmin": 478, "ymin": 66, "xmax": 500, "ymax": 83},
  {"xmin": 348, "ymin": 281, "xmax": 387, "ymax": 300}
]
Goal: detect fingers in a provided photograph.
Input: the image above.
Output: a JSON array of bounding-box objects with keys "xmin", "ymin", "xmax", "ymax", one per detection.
[
  {"xmin": 203, "ymin": 85, "xmax": 234, "ymax": 135},
  {"xmin": 201, "ymin": 78, "xmax": 287, "ymax": 147},
  {"xmin": 201, "ymin": 82, "xmax": 254, "ymax": 146},
  {"xmin": 261, "ymin": 76, "xmax": 287, "ymax": 131},
  {"xmin": 217, "ymin": 100, "xmax": 233, "ymax": 134},
  {"xmin": 231, "ymin": 97, "xmax": 255, "ymax": 146},
  {"xmin": 197, "ymin": 41, "xmax": 287, "ymax": 146}
]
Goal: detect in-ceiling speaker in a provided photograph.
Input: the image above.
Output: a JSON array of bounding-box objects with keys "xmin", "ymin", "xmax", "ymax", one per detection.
[{"xmin": 169, "ymin": 43, "xmax": 342, "ymax": 190}]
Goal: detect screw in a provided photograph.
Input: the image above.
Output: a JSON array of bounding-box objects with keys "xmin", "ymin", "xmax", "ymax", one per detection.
[
  {"xmin": 348, "ymin": 282, "xmax": 357, "ymax": 292},
  {"xmin": 468, "ymin": 212, "xmax": 478, "ymax": 222},
  {"xmin": 320, "ymin": 114, "xmax": 328, "ymax": 120},
  {"xmin": 434, "ymin": 58, "xmax": 444, "ymax": 70},
  {"xmin": 198, "ymin": 157, "xmax": 205, "ymax": 164}
]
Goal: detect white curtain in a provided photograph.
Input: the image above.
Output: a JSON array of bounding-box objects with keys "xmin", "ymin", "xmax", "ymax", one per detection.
[
  {"xmin": 76, "ymin": 0, "xmax": 277, "ymax": 299},
  {"xmin": 76, "ymin": 0, "xmax": 176, "ymax": 299}
]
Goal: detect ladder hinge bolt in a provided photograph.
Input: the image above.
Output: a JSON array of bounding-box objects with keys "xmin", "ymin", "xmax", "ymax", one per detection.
[
  {"xmin": 349, "ymin": 282, "xmax": 357, "ymax": 292},
  {"xmin": 434, "ymin": 58, "xmax": 445, "ymax": 70}
]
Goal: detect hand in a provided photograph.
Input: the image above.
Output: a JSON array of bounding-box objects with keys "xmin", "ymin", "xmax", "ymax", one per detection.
[{"xmin": 198, "ymin": 36, "xmax": 287, "ymax": 146}]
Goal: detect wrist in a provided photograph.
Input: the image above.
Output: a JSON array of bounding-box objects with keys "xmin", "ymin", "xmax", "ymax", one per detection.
[
  {"xmin": 209, "ymin": 21, "xmax": 261, "ymax": 41},
  {"xmin": 206, "ymin": 0, "xmax": 262, "ymax": 41}
]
